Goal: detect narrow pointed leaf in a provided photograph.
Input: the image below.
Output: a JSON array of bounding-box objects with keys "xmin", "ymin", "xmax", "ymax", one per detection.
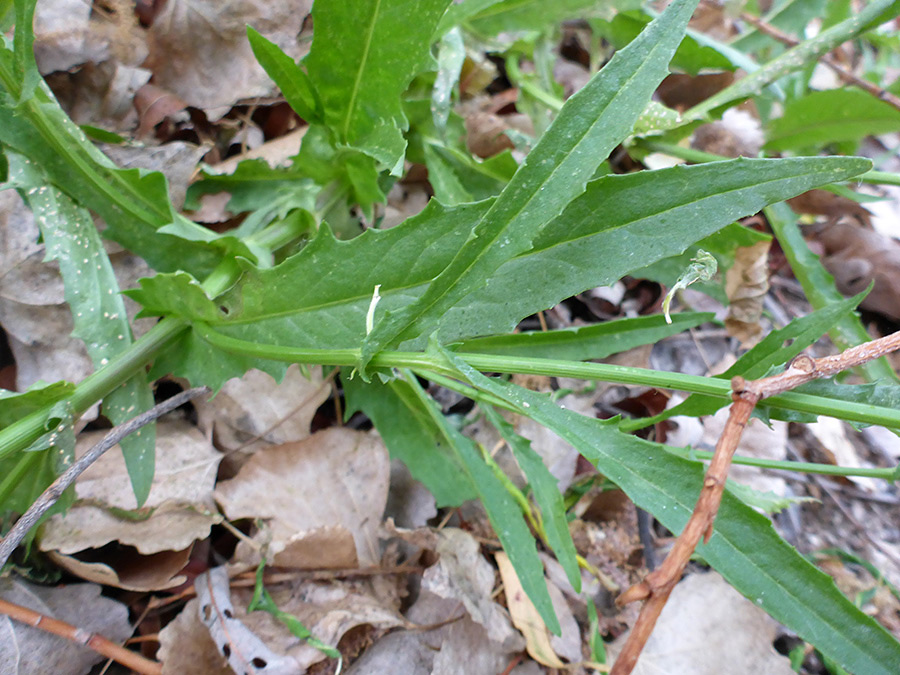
[
  {"xmin": 360, "ymin": 0, "xmax": 702, "ymax": 367},
  {"xmin": 304, "ymin": 0, "xmax": 452, "ymax": 168},
  {"xmin": 482, "ymin": 405, "xmax": 581, "ymax": 591},
  {"xmin": 442, "ymin": 353, "xmax": 900, "ymax": 675},
  {"xmin": 343, "ymin": 375, "xmax": 477, "ymax": 506},
  {"xmin": 247, "ymin": 27, "xmax": 321, "ymax": 123},
  {"xmin": 8, "ymin": 153, "xmax": 156, "ymax": 504}
]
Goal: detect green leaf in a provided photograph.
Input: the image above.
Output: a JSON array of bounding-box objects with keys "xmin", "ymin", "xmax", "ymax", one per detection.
[
  {"xmin": 482, "ymin": 405, "xmax": 580, "ymax": 590},
  {"xmin": 441, "ymin": 354, "xmax": 900, "ymax": 675},
  {"xmin": 766, "ymin": 201, "xmax": 899, "ymax": 382},
  {"xmin": 766, "ymin": 87, "xmax": 900, "ymax": 152},
  {"xmin": 0, "ymin": 382, "xmax": 74, "ymax": 431},
  {"xmin": 591, "ymin": 10, "xmax": 734, "ymax": 76},
  {"xmin": 12, "ymin": 0, "xmax": 38, "ymax": 102},
  {"xmin": 0, "ymin": 79, "xmax": 222, "ymax": 276},
  {"xmin": 436, "ymin": 398, "xmax": 559, "ymax": 635},
  {"xmin": 422, "ymin": 142, "xmax": 516, "ymax": 204},
  {"xmin": 455, "ymin": 312, "xmax": 713, "ymax": 361},
  {"xmin": 137, "ymin": 156, "xmax": 871, "ymax": 389},
  {"xmin": 304, "ymin": 0, "xmax": 453, "ymax": 170},
  {"xmin": 431, "ymin": 27, "xmax": 465, "ymax": 137},
  {"xmin": 685, "ymin": 0, "xmax": 900, "ymax": 122},
  {"xmin": 247, "ymin": 26, "xmax": 321, "ymax": 123},
  {"xmin": 465, "ymin": 0, "xmax": 618, "ymax": 35},
  {"xmin": 0, "ymin": 397, "xmax": 74, "ymax": 517},
  {"xmin": 360, "ymin": 0, "xmax": 702, "ymax": 369},
  {"xmin": 185, "ymin": 159, "xmax": 317, "ymax": 218},
  {"xmin": 624, "ymin": 292, "xmax": 864, "ymax": 431},
  {"xmin": 343, "ymin": 374, "xmax": 478, "ymax": 506},
  {"xmin": 7, "ymin": 152, "xmax": 156, "ymax": 504}
]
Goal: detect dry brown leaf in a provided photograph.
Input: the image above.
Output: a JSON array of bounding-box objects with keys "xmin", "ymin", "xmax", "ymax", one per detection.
[
  {"xmin": 495, "ymin": 551, "xmax": 565, "ymax": 668},
  {"xmin": 46, "ymin": 547, "xmax": 193, "ymax": 592},
  {"xmin": 145, "ymin": 0, "xmax": 311, "ymax": 117},
  {"xmin": 39, "ymin": 419, "xmax": 221, "ymax": 553},
  {"xmin": 788, "ymin": 189, "xmax": 872, "ymax": 225},
  {"xmin": 38, "ymin": 419, "xmax": 221, "ymax": 590},
  {"xmin": 195, "ymin": 364, "xmax": 330, "ymax": 465},
  {"xmin": 816, "ymin": 220, "xmax": 900, "ymax": 321},
  {"xmin": 421, "ymin": 528, "xmax": 524, "ymax": 652},
  {"xmin": 33, "ymin": 0, "xmax": 109, "ymax": 74},
  {"xmin": 215, "ymin": 428, "xmax": 390, "ymax": 567},
  {"xmin": 195, "ymin": 567, "xmax": 299, "ymax": 674},
  {"xmin": 0, "ymin": 577, "xmax": 130, "ymax": 675},
  {"xmin": 47, "ymin": 62, "xmax": 151, "ymax": 134},
  {"xmin": 158, "ymin": 597, "xmax": 233, "ymax": 675},
  {"xmin": 608, "ymin": 572, "xmax": 793, "ymax": 674},
  {"xmin": 725, "ymin": 239, "xmax": 771, "ymax": 347},
  {"xmin": 231, "ymin": 575, "xmax": 406, "ymax": 672}
]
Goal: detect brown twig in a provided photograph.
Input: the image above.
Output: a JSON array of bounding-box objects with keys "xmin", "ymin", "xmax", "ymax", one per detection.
[
  {"xmin": 611, "ymin": 330, "xmax": 900, "ymax": 675},
  {"xmin": 0, "ymin": 596, "xmax": 163, "ymax": 675},
  {"xmin": 0, "ymin": 386, "xmax": 211, "ymax": 569},
  {"xmin": 730, "ymin": 1, "xmax": 900, "ymax": 112}
]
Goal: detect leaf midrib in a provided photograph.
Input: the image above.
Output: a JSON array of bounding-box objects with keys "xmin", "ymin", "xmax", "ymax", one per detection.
[
  {"xmin": 216, "ymin": 160, "xmax": 851, "ymax": 325},
  {"xmin": 340, "ymin": 0, "xmax": 382, "ymax": 142}
]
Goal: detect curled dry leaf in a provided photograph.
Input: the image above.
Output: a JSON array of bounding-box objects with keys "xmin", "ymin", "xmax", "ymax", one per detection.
[
  {"xmin": 0, "ymin": 577, "xmax": 130, "ymax": 675},
  {"xmin": 214, "ymin": 428, "xmax": 390, "ymax": 568},
  {"xmin": 232, "ymin": 576, "xmax": 406, "ymax": 672},
  {"xmin": 495, "ymin": 551, "xmax": 581, "ymax": 668},
  {"xmin": 725, "ymin": 239, "xmax": 771, "ymax": 347},
  {"xmin": 420, "ymin": 528, "xmax": 524, "ymax": 652},
  {"xmin": 195, "ymin": 567, "xmax": 298, "ymax": 675},
  {"xmin": 158, "ymin": 597, "xmax": 232, "ymax": 675},
  {"xmin": 38, "ymin": 419, "xmax": 222, "ymax": 590}
]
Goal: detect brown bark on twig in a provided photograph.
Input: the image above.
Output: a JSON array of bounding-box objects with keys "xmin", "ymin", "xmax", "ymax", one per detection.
[
  {"xmin": 611, "ymin": 330, "xmax": 900, "ymax": 675},
  {"xmin": 0, "ymin": 596, "xmax": 163, "ymax": 675}
]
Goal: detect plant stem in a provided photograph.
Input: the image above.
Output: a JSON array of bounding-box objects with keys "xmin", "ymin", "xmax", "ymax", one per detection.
[
  {"xmin": 193, "ymin": 324, "xmax": 900, "ymax": 430},
  {"xmin": 666, "ymin": 446, "xmax": 897, "ymax": 480}
]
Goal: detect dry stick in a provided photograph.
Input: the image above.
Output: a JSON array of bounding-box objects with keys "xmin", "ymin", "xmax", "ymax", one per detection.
[
  {"xmin": 0, "ymin": 596, "xmax": 163, "ymax": 675},
  {"xmin": 0, "ymin": 386, "xmax": 211, "ymax": 569},
  {"xmin": 731, "ymin": 2, "xmax": 900, "ymax": 112},
  {"xmin": 610, "ymin": 330, "xmax": 900, "ymax": 675},
  {"xmin": 0, "ymin": 387, "xmax": 210, "ymax": 674}
]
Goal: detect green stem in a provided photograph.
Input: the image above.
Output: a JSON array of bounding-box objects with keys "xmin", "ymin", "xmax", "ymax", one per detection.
[
  {"xmin": 193, "ymin": 324, "xmax": 900, "ymax": 430},
  {"xmin": 0, "ymin": 318, "xmax": 190, "ymax": 463},
  {"xmin": 683, "ymin": 0, "xmax": 900, "ymax": 122},
  {"xmin": 666, "ymin": 446, "xmax": 897, "ymax": 480}
]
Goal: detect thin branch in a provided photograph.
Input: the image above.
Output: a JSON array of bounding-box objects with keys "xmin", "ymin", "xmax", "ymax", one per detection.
[
  {"xmin": 0, "ymin": 386, "xmax": 211, "ymax": 569},
  {"xmin": 611, "ymin": 330, "xmax": 900, "ymax": 675},
  {"xmin": 0, "ymin": 596, "xmax": 163, "ymax": 675}
]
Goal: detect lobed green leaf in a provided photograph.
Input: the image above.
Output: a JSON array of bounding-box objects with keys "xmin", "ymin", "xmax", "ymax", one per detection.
[
  {"xmin": 360, "ymin": 0, "xmax": 702, "ymax": 368},
  {"xmin": 304, "ymin": 0, "xmax": 452, "ymax": 170}
]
